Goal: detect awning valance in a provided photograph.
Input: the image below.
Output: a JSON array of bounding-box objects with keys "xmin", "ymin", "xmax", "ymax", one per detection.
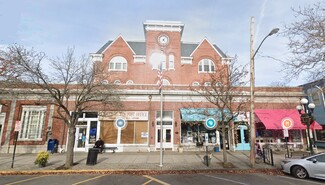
[
  {"xmin": 180, "ymin": 108, "xmax": 231, "ymax": 122},
  {"xmin": 255, "ymin": 109, "xmax": 322, "ymax": 130}
]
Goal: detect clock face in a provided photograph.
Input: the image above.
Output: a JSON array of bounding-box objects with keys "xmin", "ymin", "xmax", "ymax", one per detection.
[{"xmin": 158, "ymin": 34, "xmax": 169, "ymax": 45}]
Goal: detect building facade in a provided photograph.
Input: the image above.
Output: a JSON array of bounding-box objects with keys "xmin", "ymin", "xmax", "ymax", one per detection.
[{"xmin": 0, "ymin": 20, "xmax": 320, "ymax": 153}]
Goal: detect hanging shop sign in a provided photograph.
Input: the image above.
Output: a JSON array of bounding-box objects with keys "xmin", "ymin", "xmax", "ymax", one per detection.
[
  {"xmin": 204, "ymin": 118, "xmax": 217, "ymax": 130},
  {"xmin": 114, "ymin": 118, "xmax": 127, "ymax": 130},
  {"xmin": 281, "ymin": 117, "xmax": 294, "ymax": 130}
]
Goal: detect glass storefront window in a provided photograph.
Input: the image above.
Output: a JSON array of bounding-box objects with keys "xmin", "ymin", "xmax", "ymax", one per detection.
[{"xmin": 181, "ymin": 122, "xmax": 217, "ymax": 144}]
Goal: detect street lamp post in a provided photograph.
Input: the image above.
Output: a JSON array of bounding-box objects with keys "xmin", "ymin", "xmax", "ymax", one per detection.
[
  {"xmin": 296, "ymin": 98, "xmax": 315, "ymax": 155},
  {"xmin": 249, "ymin": 16, "xmax": 279, "ymax": 168}
]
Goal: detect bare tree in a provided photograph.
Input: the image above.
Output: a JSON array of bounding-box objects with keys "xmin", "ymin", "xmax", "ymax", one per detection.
[
  {"xmin": 283, "ymin": 2, "xmax": 325, "ymax": 81},
  {"xmin": 191, "ymin": 57, "xmax": 249, "ymax": 166},
  {"xmin": 0, "ymin": 45, "xmax": 122, "ymax": 168}
]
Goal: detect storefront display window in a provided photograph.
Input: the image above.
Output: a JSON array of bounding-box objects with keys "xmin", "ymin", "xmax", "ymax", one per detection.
[{"xmin": 181, "ymin": 122, "xmax": 217, "ymax": 144}]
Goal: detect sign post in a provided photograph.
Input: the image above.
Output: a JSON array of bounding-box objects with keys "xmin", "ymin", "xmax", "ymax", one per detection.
[
  {"xmin": 11, "ymin": 121, "xmax": 21, "ymax": 168},
  {"xmin": 281, "ymin": 118, "xmax": 294, "ymax": 158}
]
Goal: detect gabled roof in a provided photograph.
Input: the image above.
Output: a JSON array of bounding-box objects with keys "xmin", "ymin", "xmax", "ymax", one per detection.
[
  {"xmin": 187, "ymin": 38, "xmax": 227, "ymax": 58},
  {"xmin": 96, "ymin": 41, "xmax": 113, "ymax": 54},
  {"xmin": 96, "ymin": 39, "xmax": 226, "ymax": 58},
  {"xmin": 96, "ymin": 40, "xmax": 146, "ymax": 55},
  {"xmin": 127, "ymin": 42, "xmax": 146, "ymax": 55}
]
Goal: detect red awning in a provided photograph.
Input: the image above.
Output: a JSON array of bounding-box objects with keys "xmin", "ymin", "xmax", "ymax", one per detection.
[{"xmin": 255, "ymin": 109, "xmax": 322, "ymax": 130}]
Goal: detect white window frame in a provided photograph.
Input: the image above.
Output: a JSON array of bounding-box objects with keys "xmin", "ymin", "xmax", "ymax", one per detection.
[
  {"xmin": 198, "ymin": 59, "xmax": 215, "ymax": 73},
  {"xmin": 126, "ymin": 80, "xmax": 134, "ymax": 85},
  {"xmin": 109, "ymin": 56, "xmax": 127, "ymax": 71},
  {"xmin": 168, "ymin": 54, "xmax": 175, "ymax": 70},
  {"xmin": 192, "ymin": 81, "xmax": 200, "ymax": 86},
  {"xmin": 114, "ymin": 80, "xmax": 121, "ymax": 85},
  {"xmin": 19, "ymin": 106, "xmax": 46, "ymax": 141}
]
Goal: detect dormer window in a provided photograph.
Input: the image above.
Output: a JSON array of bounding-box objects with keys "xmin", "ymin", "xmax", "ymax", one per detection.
[
  {"xmin": 109, "ymin": 56, "xmax": 127, "ymax": 71},
  {"xmin": 198, "ymin": 59, "xmax": 215, "ymax": 73}
]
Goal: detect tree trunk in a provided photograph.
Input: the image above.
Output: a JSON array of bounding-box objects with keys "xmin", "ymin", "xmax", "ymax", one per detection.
[
  {"xmin": 222, "ymin": 122, "xmax": 228, "ymax": 163},
  {"xmin": 65, "ymin": 125, "xmax": 76, "ymax": 168}
]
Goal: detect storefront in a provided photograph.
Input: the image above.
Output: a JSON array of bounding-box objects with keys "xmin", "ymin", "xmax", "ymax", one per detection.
[
  {"xmin": 98, "ymin": 111, "xmax": 149, "ymax": 152},
  {"xmin": 155, "ymin": 111, "xmax": 174, "ymax": 150},
  {"xmin": 180, "ymin": 108, "xmax": 227, "ymax": 149},
  {"xmin": 74, "ymin": 112, "xmax": 99, "ymax": 152},
  {"xmin": 254, "ymin": 109, "xmax": 322, "ymax": 149}
]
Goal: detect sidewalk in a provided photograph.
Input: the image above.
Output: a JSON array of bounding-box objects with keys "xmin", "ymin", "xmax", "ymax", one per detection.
[{"xmin": 0, "ymin": 150, "xmax": 288, "ymax": 174}]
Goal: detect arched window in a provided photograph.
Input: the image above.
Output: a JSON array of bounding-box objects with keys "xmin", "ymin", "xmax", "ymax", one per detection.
[
  {"xmin": 109, "ymin": 56, "xmax": 127, "ymax": 71},
  {"xmin": 101, "ymin": 80, "xmax": 109, "ymax": 85},
  {"xmin": 126, "ymin": 80, "xmax": 134, "ymax": 85},
  {"xmin": 157, "ymin": 79, "xmax": 170, "ymax": 86},
  {"xmin": 162, "ymin": 79, "xmax": 170, "ymax": 85},
  {"xmin": 114, "ymin": 80, "xmax": 121, "ymax": 84},
  {"xmin": 192, "ymin": 81, "xmax": 200, "ymax": 86},
  {"xmin": 198, "ymin": 59, "xmax": 215, "ymax": 73}
]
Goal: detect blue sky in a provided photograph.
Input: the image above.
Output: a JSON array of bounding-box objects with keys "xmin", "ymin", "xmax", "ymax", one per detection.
[{"xmin": 0, "ymin": 0, "xmax": 320, "ymax": 86}]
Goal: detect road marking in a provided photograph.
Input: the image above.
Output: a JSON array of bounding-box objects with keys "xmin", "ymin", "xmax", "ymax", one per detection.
[
  {"xmin": 142, "ymin": 179, "xmax": 153, "ymax": 185},
  {"xmin": 204, "ymin": 174, "xmax": 249, "ymax": 185},
  {"xmin": 143, "ymin": 175, "xmax": 170, "ymax": 185},
  {"xmin": 276, "ymin": 175, "xmax": 325, "ymax": 185},
  {"xmin": 72, "ymin": 174, "xmax": 106, "ymax": 185},
  {"xmin": 5, "ymin": 175, "xmax": 47, "ymax": 185}
]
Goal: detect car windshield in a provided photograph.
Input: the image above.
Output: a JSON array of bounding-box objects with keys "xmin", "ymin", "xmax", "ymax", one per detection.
[{"xmin": 305, "ymin": 153, "xmax": 325, "ymax": 160}]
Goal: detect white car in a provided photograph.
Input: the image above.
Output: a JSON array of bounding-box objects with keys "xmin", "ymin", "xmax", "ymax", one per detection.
[{"xmin": 281, "ymin": 152, "xmax": 325, "ymax": 180}]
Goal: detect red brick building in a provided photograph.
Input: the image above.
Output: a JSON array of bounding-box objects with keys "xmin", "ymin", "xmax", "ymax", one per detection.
[{"xmin": 0, "ymin": 20, "xmax": 318, "ymax": 153}]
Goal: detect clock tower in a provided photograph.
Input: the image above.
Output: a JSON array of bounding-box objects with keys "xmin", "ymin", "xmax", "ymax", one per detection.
[{"xmin": 143, "ymin": 20, "xmax": 184, "ymax": 69}]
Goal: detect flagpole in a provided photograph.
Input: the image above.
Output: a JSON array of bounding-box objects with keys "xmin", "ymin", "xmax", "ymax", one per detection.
[{"xmin": 159, "ymin": 88, "xmax": 163, "ymax": 167}]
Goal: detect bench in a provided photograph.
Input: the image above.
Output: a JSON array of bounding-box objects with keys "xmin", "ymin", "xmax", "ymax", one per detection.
[{"xmin": 104, "ymin": 147, "xmax": 118, "ymax": 153}]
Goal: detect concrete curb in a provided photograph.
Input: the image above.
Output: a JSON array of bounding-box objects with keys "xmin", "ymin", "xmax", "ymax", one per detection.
[{"xmin": 0, "ymin": 168, "xmax": 284, "ymax": 176}]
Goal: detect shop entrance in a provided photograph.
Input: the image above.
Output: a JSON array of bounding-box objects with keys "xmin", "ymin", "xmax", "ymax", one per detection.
[
  {"xmin": 75, "ymin": 122, "xmax": 87, "ymax": 151},
  {"xmin": 72, "ymin": 112, "xmax": 99, "ymax": 152},
  {"xmin": 236, "ymin": 125, "xmax": 250, "ymax": 150},
  {"xmin": 156, "ymin": 126, "xmax": 173, "ymax": 149}
]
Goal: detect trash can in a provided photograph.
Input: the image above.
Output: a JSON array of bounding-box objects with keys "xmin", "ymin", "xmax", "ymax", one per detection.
[
  {"xmin": 47, "ymin": 139, "xmax": 59, "ymax": 153},
  {"xmin": 86, "ymin": 148, "xmax": 100, "ymax": 165},
  {"xmin": 47, "ymin": 139, "xmax": 54, "ymax": 152},
  {"xmin": 214, "ymin": 146, "xmax": 220, "ymax": 152}
]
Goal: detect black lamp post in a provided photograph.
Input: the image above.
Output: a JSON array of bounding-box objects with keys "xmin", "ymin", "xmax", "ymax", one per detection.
[{"xmin": 296, "ymin": 98, "xmax": 315, "ymax": 155}]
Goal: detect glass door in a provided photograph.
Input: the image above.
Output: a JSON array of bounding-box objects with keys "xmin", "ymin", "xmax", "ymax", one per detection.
[
  {"xmin": 236, "ymin": 125, "xmax": 250, "ymax": 150},
  {"xmin": 75, "ymin": 122, "xmax": 87, "ymax": 151},
  {"xmin": 156, "ymin": 127, "xmax": 173, "ymax": 149}
]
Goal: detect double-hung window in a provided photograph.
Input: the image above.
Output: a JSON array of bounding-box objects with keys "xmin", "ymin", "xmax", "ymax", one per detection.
[{"xmin": 19, "ymin": 106, "xmax": 46, "ymax": 140}]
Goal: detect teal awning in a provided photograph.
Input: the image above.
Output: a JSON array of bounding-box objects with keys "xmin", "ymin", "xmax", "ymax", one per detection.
[{"xmin": 180, "ymin": 108, "xmax": 231, "ymax": 122}]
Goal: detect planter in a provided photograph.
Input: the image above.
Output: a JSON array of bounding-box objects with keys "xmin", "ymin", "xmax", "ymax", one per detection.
[{"xmin": 38, "ymin": 162, "xmax": 47, "ymax": 168}]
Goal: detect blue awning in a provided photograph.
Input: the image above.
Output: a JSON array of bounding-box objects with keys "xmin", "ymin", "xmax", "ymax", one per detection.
[{"xmin": 180, "ymin": 108, "xmax": 231, "ymax": 122}]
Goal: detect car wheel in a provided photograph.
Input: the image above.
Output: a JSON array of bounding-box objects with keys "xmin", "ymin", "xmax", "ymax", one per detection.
[{"xmin": 292, "ymin": 166, "xmax": 308, "ymax": 179}]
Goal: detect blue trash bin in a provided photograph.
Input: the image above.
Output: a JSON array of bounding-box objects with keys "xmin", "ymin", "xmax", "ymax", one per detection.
[
  {"xmin": 47, "ymin": 139, "xmax": 55, "ymax": 152},
  {"xmin": 47, "ymin": 139, "xmax": 59, "ymax": 153}
]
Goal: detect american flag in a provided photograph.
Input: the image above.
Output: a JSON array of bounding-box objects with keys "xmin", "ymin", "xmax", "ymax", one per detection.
[{"xmin": 157, "ymin": 63, "xmax": 163, "ymax": 93}]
